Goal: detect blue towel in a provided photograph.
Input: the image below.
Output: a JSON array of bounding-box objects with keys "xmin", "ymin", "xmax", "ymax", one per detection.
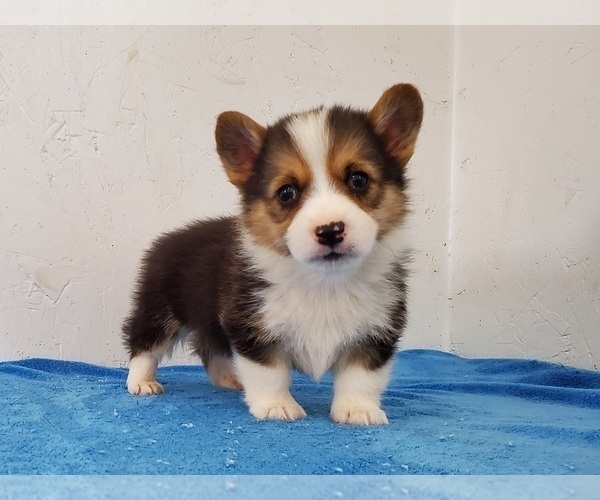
[{"xmin": 1, "ymin": 349, "xmax": 599, "ymax": 474}]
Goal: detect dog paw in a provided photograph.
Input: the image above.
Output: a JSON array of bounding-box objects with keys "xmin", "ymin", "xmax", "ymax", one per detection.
[
  {"xmin": 249, "ymin": 398, "xmax": 307, "ymax": 421},
  {"xmin": 127, "ymin": 380, "xmax": 164, "ymax": 396},
  {"xmin": 207, "ymin": 357, "xmax": 244, "ymax": 391},
  {"xmin": 331, "ymin": 405, "xmax": 388, "ymax": 425},
  {"xmin": 214, "ymin": 375, "xmax": 243, "ymax": 391}
]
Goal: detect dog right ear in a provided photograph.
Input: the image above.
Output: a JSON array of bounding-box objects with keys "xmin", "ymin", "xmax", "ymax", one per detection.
[{"xmin": 215, "ymin": 111, "xmax": 266, "ymax": 187}]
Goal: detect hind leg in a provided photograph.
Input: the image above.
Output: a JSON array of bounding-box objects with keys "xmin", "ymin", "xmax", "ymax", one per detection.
[
  {"xmin": 123, "ymin": 306, "xmax": 184, "ymax": 396},
  {"xmin": 189, "ymin": 323, "xmax": 242, "ymax": 390},
  {"xmin": 205, "ymin": 354, "xmax": 243, "ymax": 390},
  {"xmin": 127, "ymin": 350, "xmax": 165, "ymax": 395}
]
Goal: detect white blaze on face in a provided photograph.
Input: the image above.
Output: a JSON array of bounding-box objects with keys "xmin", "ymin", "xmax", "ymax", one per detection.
[{"xmin": 285, "ymin": 110, "xmax": 378, "ymax": 268}]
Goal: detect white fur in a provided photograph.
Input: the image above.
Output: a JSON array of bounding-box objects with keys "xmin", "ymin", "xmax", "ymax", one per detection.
[
  {"xmin": 241, "ymin": 228, "xmax": 409, "ymax": 380},
  {"xmin": 330, "ymin": 360, "xmax": 392, "ymax": 425},
  {"xmin": 234, "ymin": 353, "xmax": 306, "ymax": 420},
  {"xmin": 126, "ymin": 328, "xmax": 187, "ymax": 395},
  {"xmin": 127, "ymin": 351, "xmax": 164, "ymax": 395},
  {"xmin": 286, "ymin": 191, "xmax": 378, "ymax": 267},
  {"xmin": 287, "ymin": 109, "xmax": 330, "ymax": 191}
]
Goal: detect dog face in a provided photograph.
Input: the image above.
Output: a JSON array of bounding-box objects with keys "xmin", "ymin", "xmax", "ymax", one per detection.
[{"xmin": 215, "ymin": 84, "xmax": 423, "ymax": 272}]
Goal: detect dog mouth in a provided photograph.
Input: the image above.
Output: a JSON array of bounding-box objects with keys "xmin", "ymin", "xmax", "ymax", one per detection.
[
  {"xmin": 322, "ymin": 251, "xmax": 344, "ymax": 262},
  {"xmin": 309, "ymin": 250, "xmax": 358, "ymax": 265}
]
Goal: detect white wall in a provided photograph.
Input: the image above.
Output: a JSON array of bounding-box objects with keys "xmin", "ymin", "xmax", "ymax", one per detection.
[
  {"xmin": 0, "ymin": 26, "xmax": 598, "ymax": 369},
  {"xmin": 449, "ymin": 26, "xmax": 600, "ymax": 369},
  {"xmin": 0, "ymin": 26, "xmax": 453, "ymax": 366}
]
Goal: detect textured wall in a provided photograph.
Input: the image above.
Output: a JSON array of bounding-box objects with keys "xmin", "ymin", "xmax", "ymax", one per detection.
[
  {"xmin": 1, "ymin": 26, "xmax": 599, "ymax": 369},
  {"xmin": 0, "ymin": 26, "xmax": 453, "ymax": 365},
  {"xmin": 450, "ymin": 26, "xmax": 600, "ymax": 369}
]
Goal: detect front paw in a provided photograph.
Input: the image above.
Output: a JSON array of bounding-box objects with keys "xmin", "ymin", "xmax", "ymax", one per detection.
[
  {"xmin": 331, "ymin": 404, "xmax": 388, "ymax": 425},
  {"xmin": 248, "ymin": 397, "xmax": 307, "ymax": 421}
]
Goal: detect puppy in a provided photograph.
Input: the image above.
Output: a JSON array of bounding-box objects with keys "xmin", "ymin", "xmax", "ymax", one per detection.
[{"xmin": 123, "ymin": 83, "xmax": 423, "ymax": 425}]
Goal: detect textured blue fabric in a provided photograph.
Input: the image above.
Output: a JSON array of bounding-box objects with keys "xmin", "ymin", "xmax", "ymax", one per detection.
[
  {"xmin": 1, "ymin": 476, "xmax": 600, "ymax": 499},
  {"xmin": 1, "ymin": 349, "xmax": 599, "ymax": 475}
]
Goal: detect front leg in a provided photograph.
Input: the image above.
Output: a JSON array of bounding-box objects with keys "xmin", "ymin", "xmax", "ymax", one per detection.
[
  {"xmin": 234, "ymin": 353, "xmax": 306, "ymax": 421},
  {"xmin": 330, "ymin": 360, "xmax": 392, "ymax": 425}
]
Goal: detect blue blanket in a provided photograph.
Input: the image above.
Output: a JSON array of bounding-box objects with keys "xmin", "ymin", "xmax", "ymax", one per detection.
[{"xmin": 1, "ymin": 349, "xmax": 599, "ymax": 475}]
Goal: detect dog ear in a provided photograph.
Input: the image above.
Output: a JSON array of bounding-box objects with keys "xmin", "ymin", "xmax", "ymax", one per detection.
[
  {"xmin": 368, "ymin": 83, "xmax": 423, "ymax": 165},
  {"xmin": 215, "ymin": 111, "xmax": 266, "ymax": 187}
]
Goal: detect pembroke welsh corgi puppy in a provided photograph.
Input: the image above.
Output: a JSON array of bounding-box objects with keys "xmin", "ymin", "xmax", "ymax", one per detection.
[{"xmin": 123, "ymin": 83, "xmax": 423, "ymax": 425}]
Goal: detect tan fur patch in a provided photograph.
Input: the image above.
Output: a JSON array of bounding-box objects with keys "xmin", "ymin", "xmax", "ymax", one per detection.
[
  {"xmin": 267, "ymin": 145, "xmax": 313, "ymax": 197},
  {"xmin": 244, "ymin": 201, "xmax": 291, "ymax": 254},
  {"xmin": 334, "ymin": 348, "xmax": 368, "ymax": 371},
  {"xmin": 327, "ymin": 129, "xmax": 408, "ymax": 236},
  {"xmin": 162, "ymin": 312, "xmax": 183, "ymax": 342},
  {"xmin": 372, "ymin": 187, "xmax": 409, "ymax": 237},
  {"xmin": 141, "ymin": 310, "xmax": 184, "ymax": 356},
  {"xmin": 245, "ymin": 146, "xmax": 312, "ymax": 255},
  {"xmin": 327, "ymin": 133, "xmax": 382, "ymax": 190}
]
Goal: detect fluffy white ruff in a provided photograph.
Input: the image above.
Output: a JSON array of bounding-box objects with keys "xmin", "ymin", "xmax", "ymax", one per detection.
[{"xmin": 241, "ymin": 228, "xmax": 409, "ymax": 381}]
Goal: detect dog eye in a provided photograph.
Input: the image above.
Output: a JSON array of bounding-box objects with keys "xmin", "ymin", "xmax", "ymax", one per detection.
[
  {"xmin": 277, "ymin": 184, "xmax": 299, "ymax": 204},
  {"xmin": 347, "ymin": 171, "xmax": 369, "ymax": 192}
]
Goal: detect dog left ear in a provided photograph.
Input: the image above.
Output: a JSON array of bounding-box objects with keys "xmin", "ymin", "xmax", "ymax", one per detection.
[
  {"xmin": 215, "ymin": 111, "xmax": 266, "ymax": 187},
  {"xmin": 368, "ymin": 83, "xmax": 423, "ymax": 165}
]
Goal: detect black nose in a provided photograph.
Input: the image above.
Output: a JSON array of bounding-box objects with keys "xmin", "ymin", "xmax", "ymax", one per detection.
[{"xmin": 315, "ymin": 221, "xmax": 345, "ymax": 247}]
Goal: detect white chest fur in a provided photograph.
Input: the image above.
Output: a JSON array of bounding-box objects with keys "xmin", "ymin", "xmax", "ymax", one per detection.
[{"xmin": 242, "ymin": 232, "xmax": 408, "ymax": 380}]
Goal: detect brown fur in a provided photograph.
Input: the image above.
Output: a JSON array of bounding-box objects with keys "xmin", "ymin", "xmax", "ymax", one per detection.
[
  {"xmin": 243, "ymin": 144, "xmax": 313, "ymax": 254},
  {"xmin": 216, "ymin": 111, "xmax": 266, "ymax": 186},
  {"xmin": 368, "ymin": 83, "xmax": 423, "ymax": 165}
]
